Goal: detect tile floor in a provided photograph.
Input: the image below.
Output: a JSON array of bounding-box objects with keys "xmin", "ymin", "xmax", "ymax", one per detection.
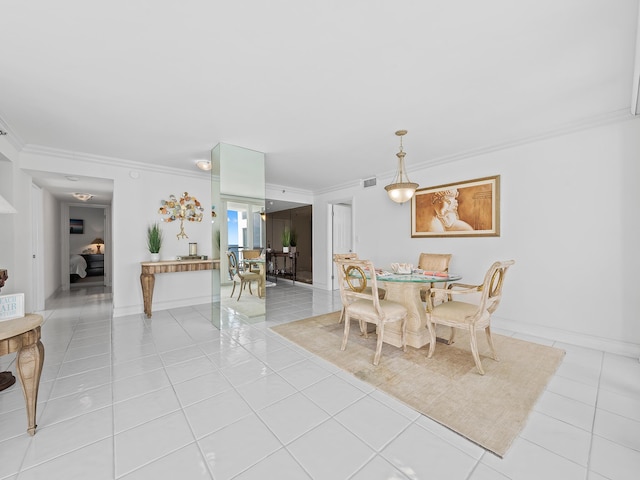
[{"xmin": 0, "ymin": 282, "xmax": 639, "ymax": 479}]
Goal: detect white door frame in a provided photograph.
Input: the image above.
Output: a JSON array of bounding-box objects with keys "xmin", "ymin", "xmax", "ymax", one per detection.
[
  {"xmin": 31, "ymin": 184, "xmax": 45, "ymax": 311},
  {"xmin": 329, "ymin": 199, "xmax": 354, "ymax": 290}
]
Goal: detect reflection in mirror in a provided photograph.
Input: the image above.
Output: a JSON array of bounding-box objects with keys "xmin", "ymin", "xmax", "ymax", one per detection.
[
  {"xmin": 212, "ymin": 143, "xmax": 266, "ymax": 323},
  {"xmin": 210, "ymin": 153, "xmax": 221, "ymax": 328}
]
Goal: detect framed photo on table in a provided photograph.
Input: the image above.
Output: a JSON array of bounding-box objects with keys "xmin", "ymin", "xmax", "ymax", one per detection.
[{"xmin": 411, "ymin": 175, "xmax": 500, "ymax": 238}]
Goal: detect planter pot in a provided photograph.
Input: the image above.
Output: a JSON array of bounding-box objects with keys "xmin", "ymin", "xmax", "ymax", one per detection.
[
  {"xmin": 290, "ymin": 246, "xmax": 297, "ymax": 253},
  {"xmin": 150, "ymin": 253, "xmax": 160, "ymax": 262},
  {"xmin": 282, "ymin": 246, "xmax": 289, "ymax": 253}
]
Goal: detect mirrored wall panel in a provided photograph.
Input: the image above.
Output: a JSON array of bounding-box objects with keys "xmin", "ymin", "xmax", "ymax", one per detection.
[{"xmin": 212, "ymin": 143, "xmax": 266, "ymax": 323}]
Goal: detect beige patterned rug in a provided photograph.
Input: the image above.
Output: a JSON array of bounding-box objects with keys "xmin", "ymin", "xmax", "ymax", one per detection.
[{"xmin": 271, "ymin": 311, "xmax": 565, "ymax": 457}]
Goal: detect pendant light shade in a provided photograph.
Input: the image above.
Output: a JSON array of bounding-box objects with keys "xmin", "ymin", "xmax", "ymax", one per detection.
[{"xmin": 384, "ymin": 130, "xmax": 419, "ymax": 204}]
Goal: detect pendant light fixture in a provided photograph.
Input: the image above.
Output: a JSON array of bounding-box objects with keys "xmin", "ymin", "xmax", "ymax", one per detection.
[
  {"xmin": 72, "ymin": 193, "xmax": 93, "ymax": 202},
  {"xmin": 384, "ymin": 130, "xmax": 419, "ymax": 204}
]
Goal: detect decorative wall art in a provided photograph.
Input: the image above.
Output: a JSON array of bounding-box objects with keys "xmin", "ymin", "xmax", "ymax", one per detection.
[
  {"xmin": 411, "ymin": 175, "xmax": 500, "ymax": 238},
  {"xmin": 158, "ymin": 192, "xmax": 204, "ymax": 239},
  {"xmin": 69, "ymin": 218, "xmax": 84, "ymax": 234}
]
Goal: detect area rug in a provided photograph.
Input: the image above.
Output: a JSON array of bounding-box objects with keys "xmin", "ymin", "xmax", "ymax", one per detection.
[
  {"xmin": 222, "ymin": 300, "xmax": 265, "ymax": 318},
  {"xmin": 221, "ymin": 285, "xmax": 265, "ymax": 318},
  {"xmin": 271, "ymin": 311, "xmax": 565, "ymax": 457}
]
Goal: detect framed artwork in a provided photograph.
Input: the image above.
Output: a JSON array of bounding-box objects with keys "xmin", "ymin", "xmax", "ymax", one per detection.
[
  {"xmin": 69, "ymin": 218, "xmax": 84, "ymax": 234},
  {"xmin": 411, "ymin": 175, "xmax": 500, "ymax": 237}
]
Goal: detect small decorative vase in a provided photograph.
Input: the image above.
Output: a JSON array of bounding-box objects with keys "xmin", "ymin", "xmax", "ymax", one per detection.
[
  {"xmin": 282, "ymin": 246, "xmax": 289, "ymax": 253},
  {"xmin": 150, "ymin": 253, "xmax": 160, "ymax": 262}
]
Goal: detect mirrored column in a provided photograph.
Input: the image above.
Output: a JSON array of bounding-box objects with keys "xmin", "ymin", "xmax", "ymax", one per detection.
[{"xmin": 213, "ymin": 143, "xmax": 266, "ymax": 323}]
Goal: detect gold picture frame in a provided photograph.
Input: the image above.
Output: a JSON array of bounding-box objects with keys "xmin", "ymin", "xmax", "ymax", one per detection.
[{"xmin": 411, "ymin": 175, "xmax": 500, "ymax": 237}]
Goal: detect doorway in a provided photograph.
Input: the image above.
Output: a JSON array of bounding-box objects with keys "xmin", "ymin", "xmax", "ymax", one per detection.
[
  {"xmin": 62, "ymin": 203, "xmax": 112, "ymax": 291},
  {"xmin": 331, "ymin": 202, "xmax": 353, "ymax": 290}
]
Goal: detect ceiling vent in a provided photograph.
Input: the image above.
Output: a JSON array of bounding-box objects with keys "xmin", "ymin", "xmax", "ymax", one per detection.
[{"xmin": 362, "ymin": 177, "xmax": 377, "ymax": 188}]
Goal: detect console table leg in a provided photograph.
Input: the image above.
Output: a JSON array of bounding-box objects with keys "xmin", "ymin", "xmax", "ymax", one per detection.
[{"xmin": 140, "ymin": 273, "xmax": 155, "ymax": 318}]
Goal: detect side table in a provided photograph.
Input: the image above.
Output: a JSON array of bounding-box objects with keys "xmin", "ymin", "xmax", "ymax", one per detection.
[{"xmin": 0, "ymin": 313, "xmax": 45, "ymax": 435}]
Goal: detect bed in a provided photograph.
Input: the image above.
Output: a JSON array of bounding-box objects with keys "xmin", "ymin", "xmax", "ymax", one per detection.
[{"xmin": 69, "ymin": 254, "xmax": 87, "ymax": 282}]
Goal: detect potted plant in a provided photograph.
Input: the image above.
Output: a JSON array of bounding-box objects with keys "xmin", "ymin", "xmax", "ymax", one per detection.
[
  {"xmin": 289, "ymin": 229, "xmax": 297, "ymax": 254},
  {"xmin": 147, "ymin": 223, "xmax": 163, "ymax": 262},
  {"xmin": 281, "ymin": 227, "xmax": 291, "ymax": 253}
]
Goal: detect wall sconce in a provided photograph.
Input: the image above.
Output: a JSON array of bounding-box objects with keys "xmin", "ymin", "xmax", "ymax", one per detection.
[
  {"xmin": 384, "ymin": 130, "xmax": 419, "ymax": 204},
  {"xmin": 91, "ymin": 238, "xmax": 104, "ymax": 254}
]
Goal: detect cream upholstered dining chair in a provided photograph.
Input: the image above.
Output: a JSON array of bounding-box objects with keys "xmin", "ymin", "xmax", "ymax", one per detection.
[
  {"xmin": 226, "ymin": 251, "xmax": 261, "ymax": 301},
  {"xmin": 334, "ymin": 257, "xmax": 407, "ymax": 365},
  {"xmin": 418, "ymin": 253, "xmax": 452, "ymax": 303},
  {"xmin": 333, "ymin": 253, "xmax": 385, "ymax": 324},
  {"xmin": 425, "ymin": 260, "xmax": 515, "ymax": 375}
]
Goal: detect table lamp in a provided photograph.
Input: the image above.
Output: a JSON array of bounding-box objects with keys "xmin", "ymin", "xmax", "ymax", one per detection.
[{"xmin": 92, "ymin": 238, "xmax": 104, "ymax": 254}]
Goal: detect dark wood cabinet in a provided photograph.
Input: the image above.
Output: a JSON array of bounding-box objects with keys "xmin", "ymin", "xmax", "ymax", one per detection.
[{"xmin": 81, "ymin": 254, "xmax": 104, "ymax": 276}]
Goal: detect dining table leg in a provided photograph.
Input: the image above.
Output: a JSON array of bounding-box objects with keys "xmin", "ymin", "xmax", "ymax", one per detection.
[{"xmin": 379, "ymin": 281, "xmax": 432, "ymax": 349}]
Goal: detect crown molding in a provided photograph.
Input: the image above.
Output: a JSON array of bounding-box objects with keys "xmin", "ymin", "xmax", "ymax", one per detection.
[
  {"xmin": 410, "ymin": 108, "xmax": 635, "ymax": 172},
  {"xmin": 312, "ymin": 109, "xmax": 636, "ymax": 197},
  {"xmin": 0, "ymin": 113, "xmax": 25, "ymax": 152},
  {"xmin": 11, "ymin": 107, "xmax": 637, "ymax": 198},
  {"xmin": 20, "ymin": 144, "xmax": 206, "ymax": 179}
]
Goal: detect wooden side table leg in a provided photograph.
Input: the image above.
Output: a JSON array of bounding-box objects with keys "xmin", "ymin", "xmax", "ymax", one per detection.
[
  {"xmin": 140, "ymin": 273, "xmax": 155, "ymax": 318},
  {"xmin": 16, "ymin": 339, "xmax": 44, "ymax": 436}
]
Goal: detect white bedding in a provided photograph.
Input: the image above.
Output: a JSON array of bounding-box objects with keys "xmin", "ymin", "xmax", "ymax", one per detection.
[{"xmin": 70, "ymin": 254, "xmax": 87, "ymax": 278}]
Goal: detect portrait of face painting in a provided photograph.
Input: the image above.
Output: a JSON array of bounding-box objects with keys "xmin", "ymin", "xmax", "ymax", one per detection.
[{"xmin": 412, "ymin": 176, "xmax": 499, "ymax": 237}]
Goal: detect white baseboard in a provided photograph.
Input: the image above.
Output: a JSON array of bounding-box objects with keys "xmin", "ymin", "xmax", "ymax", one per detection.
[
  {"xmin": 493, "ymin": 316, "xmax": 640, "ymax": 359},
  {"xmin": 113, "ymin": 295, "xmax": 219, "ymax": 318}
]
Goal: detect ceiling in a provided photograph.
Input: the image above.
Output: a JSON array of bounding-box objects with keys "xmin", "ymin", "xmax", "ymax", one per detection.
[{"xmin": 1, "ymin": 1, "xmax": 639, "ymax": 205}]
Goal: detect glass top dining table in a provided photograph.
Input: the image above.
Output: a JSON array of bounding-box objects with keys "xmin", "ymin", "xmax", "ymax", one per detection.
[
  {"xmin": 373, "ymin": 269, "xmax": 462, "ymax": 349},
  {"xmin": 375, "ymin": 271, "xmax": 461, "ymax": 283}
]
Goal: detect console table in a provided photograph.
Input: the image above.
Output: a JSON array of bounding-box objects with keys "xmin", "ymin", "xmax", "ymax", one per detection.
[
  {"xmin": 266, "ymin": 251, "xmax": 298, "ymax": 283},
  {"xmin": 140, "ymin": 259, "xmax": 220, "ymax": 318}
]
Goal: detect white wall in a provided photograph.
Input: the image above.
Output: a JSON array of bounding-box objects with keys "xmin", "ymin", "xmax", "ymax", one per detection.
[
  {"xmin": 113, "ymin": 167, "xmax": 214, "ymax": 316},
  {"xmin": 0, "ymin": 143, "xmax": 34, "ymax": 305},
  {"xmin": 314, "ymin": 117, "xmax": 640, "ymax": 357},
  {"xmin": 0, "ymin": 145, "xmax": 19, "ymax": 297}
]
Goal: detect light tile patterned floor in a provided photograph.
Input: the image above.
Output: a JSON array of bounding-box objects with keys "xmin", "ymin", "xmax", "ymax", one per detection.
[{"xmin": 0, "ymin": 283, "xmax": 639, "ymax": 479}]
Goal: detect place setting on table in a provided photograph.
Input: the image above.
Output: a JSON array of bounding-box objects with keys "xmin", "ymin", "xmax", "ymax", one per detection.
[{"xmin": 375, "ymin": 262, "xmax": 460, "ymax": 282}]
